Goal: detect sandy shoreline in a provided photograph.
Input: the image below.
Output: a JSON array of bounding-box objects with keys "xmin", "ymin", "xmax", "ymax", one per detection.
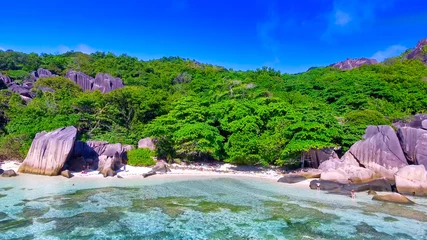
[{"xmin": 1, "ymin": 160, "xmax": 315, "ymax": 188}]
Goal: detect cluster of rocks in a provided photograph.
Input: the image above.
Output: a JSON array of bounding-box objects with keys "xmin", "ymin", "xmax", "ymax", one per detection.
[
  {"xmin": 405, "ymin": 38, "xmax": 427, "ymax": 65},
  {"xmin": 0, "ymin": 68, "xmax": 124, "ymax": 102},
  {"xmin": 0, "ymin": 69, "xmax": 56, "ymax": 102},
  {"xmin": 66, "ymin": 71, "xmax": 124, "ymax": 93},
  {"xmin": 18, "ymin": 126, "xmax": 134, "ymax": 178},
  {"xmin": 330, "ymin": 38, "xmax": 427, "ymax": 70},
  {"xmin": 330, "ymin": 58, "xmax": 378, "ymax": 70},
  {"xmin": 279, "ymin": 115, "xmax": 427, "ymax": 203}
]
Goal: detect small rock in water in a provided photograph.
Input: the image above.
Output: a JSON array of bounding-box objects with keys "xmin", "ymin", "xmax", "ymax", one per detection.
[
  {"xmin": 60, "ymin": 170, "xmax": 73, "ymax": 178},
  {"xmin": 372, "ymin": 193, "xmax": 415, "ymax": 205},
  {"xmin": 2, "ymin": 169, "xmax": 17, "ymax": 177},
  {"xmin": 277, "ymin": 175, "xmax": 307, "ymax": 184},
  {"xmin": 367, "ymin": 190, "xmax": 377, "ymax": 195}
]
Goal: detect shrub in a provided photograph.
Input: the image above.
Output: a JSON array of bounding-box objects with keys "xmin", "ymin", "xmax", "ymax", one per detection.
[{"xmin": 127, "ymin": 148, "xmax": 156, "ymax": 166}]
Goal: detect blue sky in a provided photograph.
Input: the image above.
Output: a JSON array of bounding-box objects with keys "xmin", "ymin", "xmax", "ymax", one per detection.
[{"xmin": 1, "ymin": 0, "xmax": 426, "ymax": 73}]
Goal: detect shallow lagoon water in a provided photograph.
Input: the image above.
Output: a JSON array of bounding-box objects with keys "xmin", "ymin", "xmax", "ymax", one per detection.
[{"xmin": 1, "ymin": 175, "xmax": 427, "ymax": 239}]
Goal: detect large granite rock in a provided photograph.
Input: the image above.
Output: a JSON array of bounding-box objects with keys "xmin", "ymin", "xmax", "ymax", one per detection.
[
  {"xmin": 18, "ymin": 126, "xmax": 77, "ymax": 176},
  {"xmin": 65, "ymin": 71, "xmax": 124, "ymax": 93},
  {"xmin": 36, "ymin": 68, "xmax": 54, "ymax": 78},
  {"xmin": 67, "ymin": 140, "xmax": 128, "ymax": 172},
  {"xmin": 330, "ymin": 58, "xmax": 378, "ymax": 70},
  {"xmin": 305, "ymin": 148, "xmax": 338, "ymax": 168},
  {"xmin": 393, "ymin": 114, "xmax": 427, "ymax": 129},
  {"xmin": 342, "ymin": 125, "xmax": 407, "ymax": 180},
  {"xmin": 405, "ymin": 38, "xmax": 427, "ymax": 65},
  {"xmin": 0, "ymin": 73, "xmax": 12, "ymax": 85},
  {"xmin": 395, "ymin": 165, "xmax": 427, "ymax": 196},
  {"xmin": 138, "ymin": 137, "xmax": 156, "ymax": 150},
  {"xmin": 93, "ymin": 73, "xmax": 124, "ymax": 93},
  {"xmin": 397, "ymin": 127, "xmax": 427, "ymax": 167},
  {"xmin": 66, "ymin": 70, "xmax": 94, "ymax": 92},
  {"xmin": 372, "ymin": 193, "xmax": 415, "ymax": 205},
  {"xmin": 142, "ymin": 161, "xmax": 170, "ymax": 178}
]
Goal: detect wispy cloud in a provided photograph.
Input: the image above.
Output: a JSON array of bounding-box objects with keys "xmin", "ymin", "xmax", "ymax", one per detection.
[
  {"xmin": 257, "ymin": 5, "xmax": 280, "ymax": 54},
  {"xmin": 371, "ymin": 45, "xmax": 407, "ymax": 62},
  {"xmin": 323, "ymin": 0, "xmax": 395, "ymax": 39}
]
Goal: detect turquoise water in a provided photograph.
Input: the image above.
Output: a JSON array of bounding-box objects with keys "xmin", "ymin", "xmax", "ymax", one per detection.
[{"xmin": 1, "ymin": 175, "xmax": 427, "ymax": 239}]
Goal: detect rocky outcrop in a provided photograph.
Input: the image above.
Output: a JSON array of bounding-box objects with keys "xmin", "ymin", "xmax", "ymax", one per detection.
[
  {"xmin": 35, "ymin": 68, "xmax": 54, "ymax": 78},
  {"xmin": 319, "ymin": 157, "xmax": 375, "ymax": 183},
  {"xmin": 342, "ymin": 125, "xmax": 407, "ymax": 180},
  {"xmin": 67, "ymin": 140, "xmax": 128, "ymax": 173},
  {"xmin": 18, "ymin": 126, "xmax": 77, "ymax": 176},
  {"xmin": 395, "ymin": 165, "xmax": 427, "ymax": 196},
  {"xmin": 305, "ymin": 148, "xmax": 338, "ymax": 168},
  {"xmin": 138, "ymin": 137, "xmax": 156, "ymax": 150},
  {"xmin": 66, "ymin": 70, "xmax": 94, "ymax": 92},
  {"xmin": 142, "ymin": 161, "xmax": 170, "ymax": 178},
  {"xmin": 405, "ymin": 38, "xmax": 427, "ymax": 65},
  {"xmin": 393, "ymin": 114, "xmax": 427, "ymax": 129},
  {"xmin": 330, "ymin": 58, "xmax": 378, "ymax": 70},
  {"xmin": 397, "ymin": 127, "xmax": 427, "ymax": 167},
  {"xmin": 93, "ymin": 73, "xmax": 124, "ymax": 93},
  {"xmin": 310, "ymin": 179, "xmax": 392, "ymax": 193},
  {"xmin": 65, "ymin": 71, "xmax": 124, "ymax": 93},
  {"xmin": 372, "ymin": 193, "xmax": 415, "ymax": 205},
  {"xmin": 0, "ymin": 73, "xmax": 12, "ymax": 85},
  {"xmin": 277, "ymin": 175, "xmax": 307, "ymax": 184}
]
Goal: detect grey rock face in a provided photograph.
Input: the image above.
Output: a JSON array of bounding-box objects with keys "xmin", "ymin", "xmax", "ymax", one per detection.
[
  {"xmin": 18, "ymin": 126, "xmax": 77, "ymax": 176},
  {"xmin": 405, "ymin": 38, "xmax": 427, "ymax": 65},
  {"xmin": 66, "ymin": 70, "xmax": 94, "ymax": 91},
  {"xmin": 330, "ymin": 58, "xmax": 378, "ymax": 70},
  {"xmin": 138, "ymin": 137, "xmax": 156, "ymax": 150},
  {"xmin": 65, "ymin": 71, "xmax": 124, "ymax": 93},
  {"xmin": 395, "ymin": 165, "xmax": 427, "ymax": 196},
  {"xmin": 61, "ymin": 169, "xmax": 73, "ymax": 178},
  {"xmin": 0, "ymin": 73, "xmax": 12, "ymax": 85},
  {"xmin": 397, "ymin": 127, "xmax": 427, "ymax": 166},
  {"xmin": 93, "ymin": 73, "xmax": 124, "ymax": 93},
  {"xmin": 393, "ymin": 114, "xmax": 427, "ymax": 129},
  {"xmin": 344, "ymin": 125, "xmax": 407, "ymax": 180},
  {"xmin": 36, "ymin": 68, "xmax": 54, "ymax": 78}
]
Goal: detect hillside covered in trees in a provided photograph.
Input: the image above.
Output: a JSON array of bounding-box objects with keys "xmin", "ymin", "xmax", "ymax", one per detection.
[{"xmin": 1, "ymin": 43, "xmax": 427, "ymax": 167}]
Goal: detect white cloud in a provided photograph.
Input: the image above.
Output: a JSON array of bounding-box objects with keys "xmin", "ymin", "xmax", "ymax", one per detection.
[
  {"xmin": 371, "ymin": 45, "xmax": 407, "ymax": 62},
  {"xmin": 75, "ymin": 44, "xmax": 96, "ymax": 54}
]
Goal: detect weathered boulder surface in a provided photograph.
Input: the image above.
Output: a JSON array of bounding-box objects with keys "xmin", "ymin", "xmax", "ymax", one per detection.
[
  {"xmin": 142, "ymin": 161, "xmax": 170, "ymax": 178},
  {"xmin": 393, "ymin": 114, "xmax": 427, "ymax": 129},
  {"xmin": 310, "ymin": 179, "xmax": 392, "ymax": 193},
  {"xmin": 397, "ymin": 127, "xmax": 427, "ymax": 167},
  {"xmin": 18, "ymin": 126, "xmax": 77, "ymax": 176},
  {"xmin": 342, "ymin": 125, "xmax": 407, "ymax": 180},
  {"xmin": 1, "ymin": 169, "xmax": 17, "ymax": 177},
  {"xmin": 138, "ymin": 137, "xmax": 156, "ymax": 150},
  {"xmin": 66, "ymin": 70, "xmax": 94, "ymax": 92},
  {"xmin": 305, "ymin": 148, "xmax": 338, "ymax": 168},
  {"xmin": 405, "ymin": 38, "xmax": 427, "ymax": 65},
  {"xmin": 36, "ymin": 68, "xmax": 54, "ymax": 78},
  {"xmin": 372, "ymin": 193, "xmax": 415, "ymax": 205},
  {"xmin": 277, "ymin": 175, "xmax": 307, "ymax": 184},
  {"xmin": 60, "ymin": 170, "xmax": 73, "ymax": 178},
  {"xmin": 67, "ymin": 140, "xmax": 128, "ymax": 172},
  {"xmin": 0, "ymin": 73, "xmax": 12, "ymax": 85},
  {"xmin": 330, "ymin": 58, "xmax": 378, "ymax": 70},
  {"xmin": 395, "ymin": 165, "xmax": 427, "ymax": 196},
  {"xmin": 93, "ymin": 73, "xmax": 124, "ymax": 93},
  {"xmin": 319, "ymin": 157, "xmax": 375, "ymax": 183},
  {"xmin": 65, "ymin": 71, "xmax": 124, "ymax": 93}
]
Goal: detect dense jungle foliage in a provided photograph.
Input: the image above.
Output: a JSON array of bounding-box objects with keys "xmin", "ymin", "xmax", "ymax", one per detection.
[{"xmin": 1, "ymin": 50, "xmax": 427, "ymax": 166}]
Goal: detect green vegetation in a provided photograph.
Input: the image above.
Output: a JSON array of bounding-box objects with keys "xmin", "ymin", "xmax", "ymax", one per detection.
[
  {"xmin": 1, "ymin": 49, "xmax": 427, "ymax": 166},
  {"xmin": 127, "ymin": 148, "xmax": 156, "ymax": 166}
]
